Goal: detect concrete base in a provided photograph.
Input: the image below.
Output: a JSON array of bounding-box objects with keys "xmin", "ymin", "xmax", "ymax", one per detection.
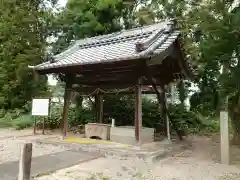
[
  {"xmin": 85, "ymin": 123, "xmax": 111, "ymax": 140},
  {"xmin": 110, "ymin": 126, "xmax": 154, "ymax": 144},
  {"xmin": 35, "ymin": 137, "xmax": 188, "ymax": 162}
]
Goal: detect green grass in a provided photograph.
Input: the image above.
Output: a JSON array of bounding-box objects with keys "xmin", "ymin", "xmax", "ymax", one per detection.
[
  {"xmin": 0, "ymin": 118, "xmax": 13, "ymax": 128},
  {"xmin": 0, "ymin": 114, "xmax": 33, "ymax": 130},
  {"xmin": 12, "ymin": 115, "xmax": 33, "ymax": 130}
]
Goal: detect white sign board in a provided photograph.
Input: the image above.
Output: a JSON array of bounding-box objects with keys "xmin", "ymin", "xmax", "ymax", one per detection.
[{"xmin": 32, "ymin": 99, "xmax": 49, "ymax": 116}]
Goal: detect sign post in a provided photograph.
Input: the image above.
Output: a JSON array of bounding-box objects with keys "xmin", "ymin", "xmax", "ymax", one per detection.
[
  {"xmin": 31, "ymin": 98, "xmax": 50, "ymax": 135},
  {"xmin": 220, "ymin": 111, "xmax": 229, "ymax": 164},
  {"xmin": 18, "ymin": 143, "xmax": 32, "ymax": 180}
]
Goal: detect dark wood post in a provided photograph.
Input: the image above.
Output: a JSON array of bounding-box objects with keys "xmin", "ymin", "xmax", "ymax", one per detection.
[
  {"xmin": 99, "ymin": 95, "xmax": 103, "ymax": 123},
  {"xmin": 42, "ymin": 117, "xmax": 45, "ymax": 135},
  {"xmin": 95, "ymin": 95, "xmax": 103, "ymax": 123},
  {"xmin": 32, "ymin": 70, "xmax": 39, "ymax": 135},
  {"xmin": 163, "ymin": 88, "xmax": 170, "ymax": 140},
  {"xmin": 135, "ymin": 79, "xmax": 142, "ymax": 142},
  {"xmin": 61, "ymin": 80, "xmax": 72, "ymax": 138},
  {"xmin": 95, "ymin": 95, "xmax": 99, "ymax": 122}
]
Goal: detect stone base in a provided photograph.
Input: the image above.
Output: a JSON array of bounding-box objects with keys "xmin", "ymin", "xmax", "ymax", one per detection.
[
  {"xmin": 85, "ymin": 123, "xmax": 111, "ymax": 140},
  {"xmin": 110, "ymin": 126, "xmax": 154, "ymax": 144}
]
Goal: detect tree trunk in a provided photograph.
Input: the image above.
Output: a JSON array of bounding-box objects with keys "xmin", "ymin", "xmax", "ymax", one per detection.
[
  {"xmin": 151, "ymin": 83, "xmax": 183, "ymax": 140},
  {"xmin": 230, "ymin": 109, "xmax": 240, "ymax": 145},
  {"xmin": 74, "ymin": 93, "xmax": 83, "ymax": 108}
]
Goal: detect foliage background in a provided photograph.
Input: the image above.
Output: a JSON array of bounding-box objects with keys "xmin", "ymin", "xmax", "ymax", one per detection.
[{"xmin": 1, "ymin": 0, "xmax": 239, "ymax": 140}]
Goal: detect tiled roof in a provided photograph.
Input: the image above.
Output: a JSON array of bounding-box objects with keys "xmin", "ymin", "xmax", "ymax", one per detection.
[{"xmin": 32, "ymin": 20, "xmax": 180, "ymax": 71}]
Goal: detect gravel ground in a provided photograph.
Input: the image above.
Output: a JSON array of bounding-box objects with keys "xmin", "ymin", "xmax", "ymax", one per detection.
[
  {"xmin": 34, "ymin": 136, "xmax": 240, "ymax": 180},
  {"xmin": 1, "ymin": 129, "xmax": 240, "ymax": 180},
  {"xmin": 0, "ymin": 129, "xmax": 67, "ymax": 164},
  {"xmin": 34, "ymin": 155, "xmax": 240, "ymax": 180},
  {"xmin": 0, "ymin": 128, "xmax": 33, "ymax": 139}
]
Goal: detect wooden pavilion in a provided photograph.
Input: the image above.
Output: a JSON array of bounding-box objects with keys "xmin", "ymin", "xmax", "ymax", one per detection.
[{"xmin": 29, "ymin": 20, "xmax": 193, "ymax": 142}]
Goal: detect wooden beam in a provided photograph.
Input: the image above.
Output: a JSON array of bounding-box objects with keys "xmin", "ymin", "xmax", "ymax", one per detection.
[
  {"xmin": 38, "ymin": 59, "xmax": 144, "ymax": 74},
  {"xmin": 72, "ymin": 60, "xmax": 183, "ymax": 86},
  {"xmin": 78, "ymin": 65, "xmax": 137, "ymax": 76},
  {"xmin": 74, "ymin": 80, "xmax": 137, "ymax": 87},
  {"xmin": 72, "ymin": 71, "xmax": 140, "ymax": 84},
  {"xmin": 73, "ymin": 78, "xmax": 169, "ymax": 87},
  {"xmin": 76, "ymin": 90, "xmax": 159, "ymax": 95},
  {"xmin": 72, "ymin": 84, "xmax": 136, "ymax": 90},
  {"xmin": 74, "ymin": 85, "xmax": 164, "ymax": 95}
]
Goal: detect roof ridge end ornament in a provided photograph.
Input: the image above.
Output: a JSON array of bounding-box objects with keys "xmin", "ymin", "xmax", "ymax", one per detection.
[
  {"xmin": 28, "ymin": 65, "xmax": 35, "ymax": 69},
  {"xmin": 163, "ymin": 19, "xmax": 176, "ymax": 34},
  {"xmin": 135, "ymin": 28, "xmax": 165, "ymax": 52},
  {"xmin": 135, "ymin": 21, "xmax": 175, "ymax": 52}
]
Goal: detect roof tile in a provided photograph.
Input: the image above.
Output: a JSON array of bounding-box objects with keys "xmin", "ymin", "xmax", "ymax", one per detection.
[{"xmin": 33, "ymin": 21, "xmax": 180, "ymax": 71}]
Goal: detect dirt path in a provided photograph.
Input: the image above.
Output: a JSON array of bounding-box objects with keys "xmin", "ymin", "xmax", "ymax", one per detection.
[
  {"xmin": 35, "ymin": 136, "xmax": 240, "ymax": 180},
  {"xmin": 0, "ymin": 128, "xmax": 68, "ymax": 164}
]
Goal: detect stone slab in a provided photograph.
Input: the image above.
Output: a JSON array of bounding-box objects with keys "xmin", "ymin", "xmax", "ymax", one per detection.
[
  {"xmin": 110, "ymin": 126, "xmax": 154, "ymax": 144},
  {"xmin": 34, "ymin": 138, "xmax": 189, "ymax": 162},
  {"xmin": 85, "ymin": 123, "xmax": 111, "ymax": 140},
  {"xmin": 0, "ymin": 150, "xmax": 101, "ymax": 180}
]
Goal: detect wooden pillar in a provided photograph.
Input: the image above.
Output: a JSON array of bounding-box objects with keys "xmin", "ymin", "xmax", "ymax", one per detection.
[
  {"xmin": 61, "ymin": 83, "xmax": 72, "ymax": 138},
  {"xmin": 99, "ymin": 95, "xmax": 103, "ymax": 123},
  {"xmin": 160, "ymin": 88, "xmax": 167, "ymax": 137},
  {"xmin": 135, "ymin": 81, "xmax": 142, "ymax": 142},
  {"xmin": 95, "ymin": 95, "xmax": 103, "ymax": 123},
  {"xmin": 165, "ymin": 92, "xmax": 171, "ymax": 141},
  {"xmin": 33, "ymin": 70, "xmax": 39, "ymax": 135}
]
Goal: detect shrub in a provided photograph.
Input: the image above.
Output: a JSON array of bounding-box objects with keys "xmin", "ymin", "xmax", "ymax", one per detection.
[
  {"xmin": 12, "ymin": 115, "xmax": 33, "ymax": 130},
  {"xmin": 169, "ymin": 104, "xmax": 220, "ymax": 135},
  {"xmin": 45, "ymin": 104, "xmax": 62, "ymax": 129},
  {"xmin": 142, "ymin": 98, "xmax": 162, "ymax": 128},
  {"xmin": 0, "ymin": 111, "xmax": 14, "ymax": 128},
  {"xmin": 0, "ymin": 118, "xmax": 12, "ymax": 128},
  {"xmin": 0, "ymin": 109, "xmax": 6, "ymax": 118},
  {"xmin": 0, "ymin": 95, "xmax": 220, "ymax": 135},
  {"xmin": 42, "ymin": 103, "xmax": 95, "ymax": 129},
  {"xmin": 68, "ymin": 107, "xmax": 94, "ymax": 127}
]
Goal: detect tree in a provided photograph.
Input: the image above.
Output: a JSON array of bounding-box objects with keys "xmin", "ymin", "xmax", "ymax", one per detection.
[
  {"xmin": 50, "ymin": 0, "xmax": 145, "ymax": 113},
  {"xmin": 163, "ymin": 0, "xmax": 240, "ymax": 142},
  {"xmin": 143, "ymin": 0, "xmax": 240, "ymax": 143},
  {"xmin": 50, "ymin": 0, "xmax": 240, "ymax": 140},
  {"xmin": 0, "ymin": 0, "xmax": 57, "ymax": 110},
  {"xmin": 52, "ymin": 0, "xmax": 132, "ymax": 54},
  {"xmin": 193, "ymin": 1, "xmax": 240, "ymax": 143}
]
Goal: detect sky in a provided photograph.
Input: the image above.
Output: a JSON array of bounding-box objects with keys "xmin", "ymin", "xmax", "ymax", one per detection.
[
  {"xmin": 58, "ymin": 0, "xmax": 66, "ymax": 7},
  {"xmin": 47, "ymin": 1, "xmax": 66, "ymax": 85}
]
